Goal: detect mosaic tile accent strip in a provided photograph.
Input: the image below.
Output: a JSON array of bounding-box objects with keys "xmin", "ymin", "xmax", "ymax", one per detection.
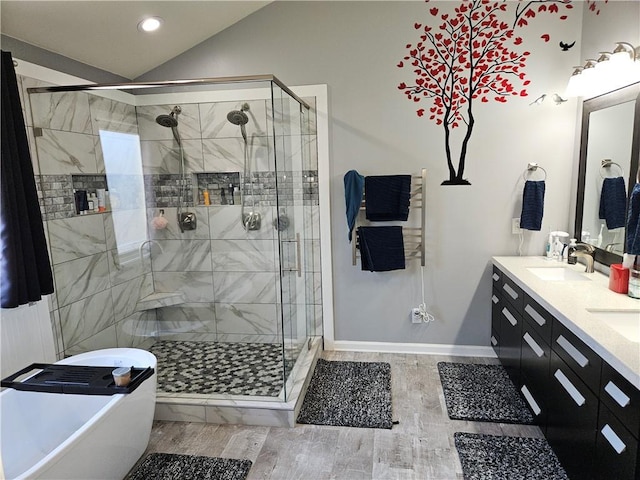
[
  {"xmin": 35, "ymin": 174, "xmax": 75, "ymax": 220},
  {"xmin": 149, "ymin": 340, "xmax": 293, "ymax": 396},
  {"xmin": 196, "ymin": 172, "xmax": 240, "ymax": 205},
  {"xmin": 71, "ymin": 174, "xmax": 107, "ymax": 192},
  {"xmin": 144, "ymin": 174, "xmax": 195, "ymax": 208}
]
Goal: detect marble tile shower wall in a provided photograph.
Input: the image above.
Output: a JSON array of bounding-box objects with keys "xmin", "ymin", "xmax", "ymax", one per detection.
[{"xmin": 18, "ymin": 74, "xmax": 321, "ymax": 358}]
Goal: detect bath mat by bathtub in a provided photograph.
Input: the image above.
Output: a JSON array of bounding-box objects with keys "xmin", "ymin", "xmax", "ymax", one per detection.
[
  {"xmin": 296, "ymin": 359, "xmax": 392, "ymax": 429},
  {"xmin": 438, "ymin": 362, "xmax": 533, "ymax": 424},
  {"xmin": 454, "ymin": 432, "xmax": 568, "ymax": 480},
  {"xmin": 125, "ymin": 453, "xmax": 252, "ymax": 480}
]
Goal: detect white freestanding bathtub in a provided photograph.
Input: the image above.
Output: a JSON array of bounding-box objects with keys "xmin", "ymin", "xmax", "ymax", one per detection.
[{"xmin": 0, "ymin": 348, "xmax": 157, "ymax": 480}]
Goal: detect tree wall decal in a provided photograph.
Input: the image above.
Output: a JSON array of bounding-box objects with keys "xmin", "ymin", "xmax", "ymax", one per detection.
[{"xmin": 397, "ymin": 0, "xmax": 584, "ymax": 185}]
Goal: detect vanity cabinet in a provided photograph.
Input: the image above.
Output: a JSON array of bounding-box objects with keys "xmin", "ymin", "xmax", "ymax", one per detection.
[{"xmin": 491, "ymin": 263, "xmax": 640, "ymax": 480}]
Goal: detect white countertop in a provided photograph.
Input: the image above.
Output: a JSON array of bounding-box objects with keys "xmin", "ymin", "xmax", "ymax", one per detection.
[{"xmin": 492, "ymin": 256, "xmax": 640, "ymax": 389}]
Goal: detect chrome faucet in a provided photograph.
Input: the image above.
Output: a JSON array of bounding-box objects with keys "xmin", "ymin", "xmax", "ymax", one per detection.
[{"xmin": 572, "ymin": 242, "xmax": 596, "ymax": 273}]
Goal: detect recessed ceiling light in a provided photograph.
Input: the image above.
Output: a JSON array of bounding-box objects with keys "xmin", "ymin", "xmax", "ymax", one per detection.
[{"xmin": 138, "ymin": 17, "xmax": 163, "ymax": 33}]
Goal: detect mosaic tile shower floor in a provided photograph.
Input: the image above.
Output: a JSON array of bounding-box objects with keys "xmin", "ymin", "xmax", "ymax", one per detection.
[{"xmin": 149, "ymin": 341, "xmax": 296, "ymax": 397}]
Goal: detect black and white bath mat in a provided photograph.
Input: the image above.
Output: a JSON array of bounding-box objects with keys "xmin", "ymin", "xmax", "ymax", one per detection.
[
  {"xmin": 437, "ymin": 362, "xmax": 533, "ymax": 424},
  {"xmin": 454, "ymin": 432, "xmax": 568, "ymax": 480},
  {"xmin": 296, "ymin": 359, "xmax": 393, "ymax": 429},
  {"xmin": 125, "ymin": 453, "xmax": 252, "ymax": 480}
]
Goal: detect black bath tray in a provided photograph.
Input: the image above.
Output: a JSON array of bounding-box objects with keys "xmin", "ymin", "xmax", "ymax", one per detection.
[{"xmin": 0, "ymin": 363, "xmax": 154, "ymax": 395}]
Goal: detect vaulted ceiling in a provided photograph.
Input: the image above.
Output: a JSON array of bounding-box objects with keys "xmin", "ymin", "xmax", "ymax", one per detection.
[{"xmin": 0, "ymin": 1, "xmax": 271, "ymax": 79}]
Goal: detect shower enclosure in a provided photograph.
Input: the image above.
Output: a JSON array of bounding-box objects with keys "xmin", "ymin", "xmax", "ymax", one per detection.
[{"xmin": 24, "ymin": 75, "xmax": 322, "ymax": 405}]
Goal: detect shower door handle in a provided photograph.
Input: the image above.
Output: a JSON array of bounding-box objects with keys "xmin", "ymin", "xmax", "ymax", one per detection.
[{"xmin": 282, "ymin": 233, "xmax": 302, "ymax": 278}]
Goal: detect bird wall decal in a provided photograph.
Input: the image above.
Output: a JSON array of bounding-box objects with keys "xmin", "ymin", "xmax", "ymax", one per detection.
[
  {"xmin": 529, "ymin": 94, "xmax": 546, "ymax": 106},
  {"xmin": 552, "ymin": 93, "xmax": 568, "ymax": 105},
  {"xmin": 559, "ymin": 41, "xmax": 576, "ymax": 51}
]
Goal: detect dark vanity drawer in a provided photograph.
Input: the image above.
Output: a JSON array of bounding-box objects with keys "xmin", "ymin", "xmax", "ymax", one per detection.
[
  {"xmin": 520, "ymin": 322, "xmax": 550, "ymax": 393},
  {"xmin": 491, "ymin": 287, "xmax": 501, "ymax": 338},
  {"xmin": 522, "ymin": 293, "xmax": 553, "ymax": 346},
  {"xmin": 490, "ymin": 329, "xmax": 500, "ymax": 358},
  {"xmin": 492, "ymin": 266, "xmax": 502, "ymax": 290},
  {"xmin": 501, "ymin": 273, "xmax": 523, "ymax": 311},
  {"xmin": 552, "ymin": 320, "xmax": 602, "ymax": 395},
  {"xmin": 499, "ymin": 301, "xmax": 523, "ymax": 387},
  {"xmin": 520, "ymin": 375, "xmax": 548, "ymax": 432},
  {"xmin": 600, "ymin": 362, "xmax": 640, "ymax": 440},
  {"xmin": 595, "ymin": 402, "xmax": 639, "ymax": 480},
  {"xmin": 547, "ymin": 351, "xmax": 599, "ymax": 480}
]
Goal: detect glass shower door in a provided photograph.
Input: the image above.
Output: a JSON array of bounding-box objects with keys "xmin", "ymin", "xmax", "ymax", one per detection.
[{"xmin": 271, "ymin": 83, "xmax": 312, "ymax": 400}]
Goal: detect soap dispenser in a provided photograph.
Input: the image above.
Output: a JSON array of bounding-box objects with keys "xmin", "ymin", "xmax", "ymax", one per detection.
[{"xmin": 567, "ymin": 238, "xmax": 578, "ymax": 265}]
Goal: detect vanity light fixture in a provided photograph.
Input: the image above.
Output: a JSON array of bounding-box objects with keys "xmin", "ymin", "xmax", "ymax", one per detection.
[
  {"xmin": 566, "ymin": 42, "xmax": 640, "ymax": 98},
  {"xmin": 137, "ymin": 16, "xmax": 163, "ymax": 33}
]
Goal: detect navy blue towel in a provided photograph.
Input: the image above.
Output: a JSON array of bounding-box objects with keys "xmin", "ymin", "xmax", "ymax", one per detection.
[
  {"xmin": 344, "ymin": 170, "xmax": 365, "ymax": 242},
  {"xmin": 357, "ymin": 226, "xmax": 405, "ymax": 272},
  {"xmin": 520, "ymin": 180, "xmax": 545, "ymax": 231},
  {"xmin": 626, "ymin": 183, "xmax": 640, "ymax": 255},
  {"xmin": 365, "ymin": 175, "xmax": 411, "ymax": 221},
  {"xmin": 599, "ymin": 176, "xmax": 627, "ymax": 230}
]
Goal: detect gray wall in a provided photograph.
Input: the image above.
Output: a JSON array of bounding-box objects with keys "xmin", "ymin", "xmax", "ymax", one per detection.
[{"xmin": 141, "ymin": 1, "xmax": 588, "ymax": 346}]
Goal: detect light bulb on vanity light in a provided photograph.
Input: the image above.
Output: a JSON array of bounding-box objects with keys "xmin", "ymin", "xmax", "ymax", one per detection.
[{"xmin": 565, "ymin": 66, "xmax": 585, "ymax": 97}]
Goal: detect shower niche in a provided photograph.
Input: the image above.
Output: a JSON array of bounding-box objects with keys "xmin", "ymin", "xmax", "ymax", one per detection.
[{"xmin": 26, "ymin": 75, "xmax": 322, "ymax": 418}]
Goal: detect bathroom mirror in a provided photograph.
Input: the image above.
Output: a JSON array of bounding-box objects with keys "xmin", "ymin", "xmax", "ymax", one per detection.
[{"xmin": 575, "ymin": 82, "xmax": 640, "ymax": 266}]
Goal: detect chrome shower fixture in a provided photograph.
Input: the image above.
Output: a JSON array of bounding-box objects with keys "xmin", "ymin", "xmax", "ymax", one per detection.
[{"xmin": 155, "ymin": 106, "xmax": 182, "ymax": 145}]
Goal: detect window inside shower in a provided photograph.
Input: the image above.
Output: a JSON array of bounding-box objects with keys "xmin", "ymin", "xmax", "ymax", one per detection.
[{"xmin": 25, "ymin": 76, "xmax": 322, "ymax": 402}]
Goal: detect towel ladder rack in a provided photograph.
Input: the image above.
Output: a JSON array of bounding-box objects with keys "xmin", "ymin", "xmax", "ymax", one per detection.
[{"xmin": 352, "ymin": 168, "xmax": 427, "ymax": 267}]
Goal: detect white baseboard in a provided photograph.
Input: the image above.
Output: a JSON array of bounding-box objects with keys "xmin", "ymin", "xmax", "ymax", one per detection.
[{"xmin": 330, "ymin": 340, "xmax": 497, "ymax": 358}]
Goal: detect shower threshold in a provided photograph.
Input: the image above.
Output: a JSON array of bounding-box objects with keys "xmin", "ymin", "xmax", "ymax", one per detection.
[{"xmin": 153, "ymin": 337, "xmax": 322, "ymax": 428}]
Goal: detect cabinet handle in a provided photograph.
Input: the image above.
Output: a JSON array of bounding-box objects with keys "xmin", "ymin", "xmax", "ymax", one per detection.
[
  {"xmin": 524, "ymin": 304, "xmax": 546, "ymax": 327},
  {"xmin": 554, "ymin": 369, "xmax": 586, "ymax": 406},
  {"xmin": 492, "ymin": 273, "xmax": 500, "ymax": 282},
  {"xmin": 503, "ymin": 283, "xmax": 518, "ymax": 300},
  {"xmin": 521, "ymin": 385, "xmax": 542, "ymax": 416},
  {"xmin": 491, "ymin": 336, "xmax": 498, "ymax": 346},
  {"xmin": 601, "ymin": 424, "xmax": 627, "ymax": 454},
  {"xmin": 604, "ymin": 381, "xmax": 631, "ymax": 408},
  {"xmin": 556, "ymin": 335, "xmax": 589, "ymax": 368},
  {"xmin": 492, "ymin": 295, "xmax": 499, "ymax": 304},
  {"xmin": 502, "ymin": 308, "xmax": 518, "ymax": 327},
  {"xmin": 523, "ymin": 332, "xmax": 544, "ymax": 358}
]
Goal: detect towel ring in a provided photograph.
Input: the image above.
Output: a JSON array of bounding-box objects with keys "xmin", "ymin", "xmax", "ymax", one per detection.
[
  {"xmin": 599, "ymin": 159, "xmax": 624, "ymax": 179},
  {"xmin": 523, "ymin": 162, "xmax": 547, "ymax": 182}
]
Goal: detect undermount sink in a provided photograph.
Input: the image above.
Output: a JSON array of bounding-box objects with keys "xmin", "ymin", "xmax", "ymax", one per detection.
[
  {"xmin": 527, "ymin": 267, "xmax": 591, "ymax": 282},
  {"xmin": 586, "ymin": 309, "xmax": 640, "ymax": 343}
]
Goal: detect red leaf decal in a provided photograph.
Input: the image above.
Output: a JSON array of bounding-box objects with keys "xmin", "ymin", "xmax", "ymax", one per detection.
[
  {"xmin": 541, "ymin": 34, "xmax": 550, "ymax": 42},
  {"xmin": 417, "ymin": 109, "xmax": 425, "ymax": 117},
  {"xmin": 514, "ymin": 37, "xmax": 523, "ymax": 45},
  {"xmin": 525, "ymin": 9, "xmax": 536, "ymax": 18},
  {"xmin": 413, "ymin": 97, "xmax": 420, "ymax": 103},
  {"xmin": 398, "ymin": 82, "xmax": 407, "ymax": 89},
  {"xmin": 538, "ymin": 4, "xmax": 547, "ymax": 12},
  {"xmin": 414, "ymin": 23, "xmax": 422, "ymax": 29},
  {"xmin": 481, "ymin": 97, "xmax": 488, "ymax": 103},
  {"xmin": 430, "ymin": 7, "xmax": 438, "ymax": 16},
  {"xmin": 441, "ymin": 14, "xmax": 448, "ymax": 20},
  {"xmin": 560, "ymin": 15, "xmax": 567, "ymax": 20},
  {"xmin": 520, "ymin": 89, "xmax": 528, "ymax": 97},
  {"xmin": 518, "ymin": 18, "xmax": 528, "ymax": 27},
  {"xmin": 397, "ymin": 61, "xmax": 404, "ymax": 68}
]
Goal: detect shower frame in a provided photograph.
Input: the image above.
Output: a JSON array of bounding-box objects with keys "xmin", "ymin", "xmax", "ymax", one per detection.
[{"xmin": 26, "ymin": 74, "xmax": 320, "ymax": 403}]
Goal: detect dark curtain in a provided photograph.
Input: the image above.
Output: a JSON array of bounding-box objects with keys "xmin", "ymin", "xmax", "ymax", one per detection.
[{"xmin": 1, "ymin": 51, "xmax": 54, "ymax": 308}]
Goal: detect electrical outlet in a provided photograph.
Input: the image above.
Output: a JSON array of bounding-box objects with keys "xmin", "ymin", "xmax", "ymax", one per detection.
[{"xmin": 511, "ymin": 217, "xmax": 521, "ymax": 234}]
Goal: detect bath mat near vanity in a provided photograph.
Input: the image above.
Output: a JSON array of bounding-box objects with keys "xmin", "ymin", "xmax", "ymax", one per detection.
[
  {"xmin": 454, "ymin": 432, "xmax": 568, "ymax": 480},
  {"xmin": 125, "ymin": 453, "xmax": 252, "ymax": 480},
  {"xmin": 297, "ymin": 359, "xmax": 393, "ymax": 429},
  {"xmin": 438, "ymin": 362, "xmax": 533, "ymax": 424}
]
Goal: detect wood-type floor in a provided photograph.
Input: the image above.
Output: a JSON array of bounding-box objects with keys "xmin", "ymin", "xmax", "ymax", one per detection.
[{"xmin": 145, "ymin": 350, "xmax": 543, "ymax": 479}]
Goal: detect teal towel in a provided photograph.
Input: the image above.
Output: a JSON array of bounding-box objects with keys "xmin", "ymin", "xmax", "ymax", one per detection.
[{"xmin": 344, "ymin": 170, "xmax": 365, "ymax": 242}]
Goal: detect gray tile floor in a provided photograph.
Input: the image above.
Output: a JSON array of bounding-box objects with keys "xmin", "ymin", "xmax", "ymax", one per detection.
[{"xmin": 146, "ymin": 350, "xmax": 544, "ymax": 479}]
